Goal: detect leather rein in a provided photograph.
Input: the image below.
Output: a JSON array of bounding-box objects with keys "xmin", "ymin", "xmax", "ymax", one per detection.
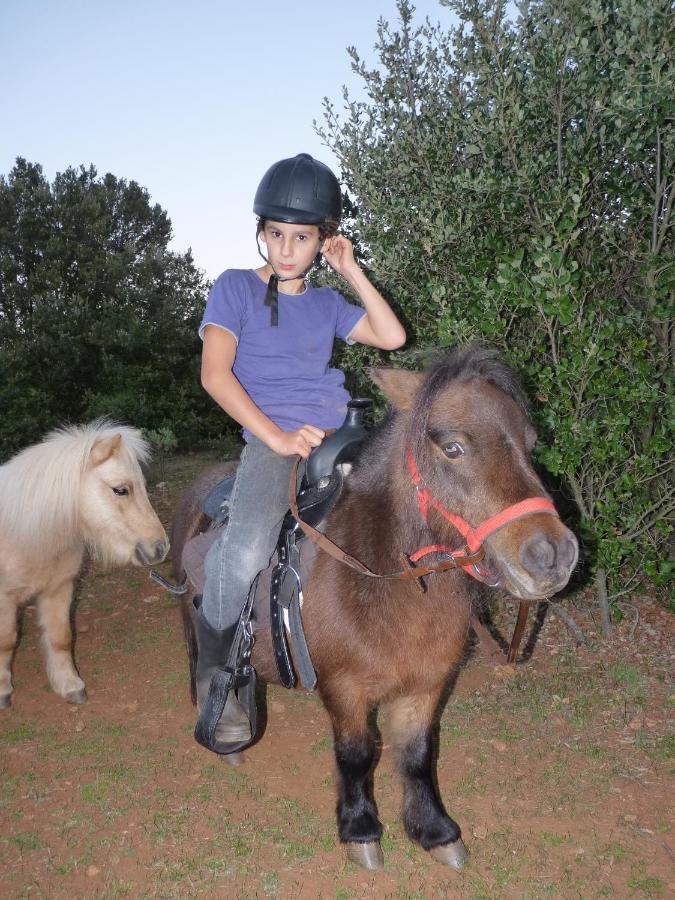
[{"xmin": 288, "ymin": 452, "xmax": 559, "ymax": 592}]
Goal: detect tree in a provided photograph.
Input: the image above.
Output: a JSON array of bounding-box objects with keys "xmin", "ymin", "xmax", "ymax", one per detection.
[
  {"xmin": 0, "ymin": 159, "xmax": 227, "ymax": 457},
  {"xmin": 319, "ymin": 0, "xmax": 673, "ymax": 625}
]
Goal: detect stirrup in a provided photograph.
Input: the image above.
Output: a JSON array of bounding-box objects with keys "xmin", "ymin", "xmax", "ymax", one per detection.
[
  {"xmin": 193, "ymin": 579, "xmax": 259, "ymax": 755},
  {"xmin": 195, "ymin": 663, "xmax": 257, "ymax": 755}
]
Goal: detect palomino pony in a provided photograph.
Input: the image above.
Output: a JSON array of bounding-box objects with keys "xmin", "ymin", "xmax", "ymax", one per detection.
[
  {"xmin": 0, "ymin": 421, "xmax": 169, "ymax": 707},
  {"xmin": 173, "ymin": 346, "xmax": 578, "ymax": 869}
]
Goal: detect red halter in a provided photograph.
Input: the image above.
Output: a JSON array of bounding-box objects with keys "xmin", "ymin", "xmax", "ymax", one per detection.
[{"xmin": 406, "ymin": 449, "xmax": 559, "ymax": 583}]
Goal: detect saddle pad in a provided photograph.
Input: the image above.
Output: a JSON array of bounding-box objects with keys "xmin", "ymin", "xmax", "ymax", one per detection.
[
  {"xmin": 182, "ymin": 527, "xmax": 223, "ymax": 595},
  {"xmin": 182, "ymin": 523, "xmax": 320, "ymax": 611},
  {"xmin": 203, "ymin": 475, "xmax": 235, "ymax": 522}
]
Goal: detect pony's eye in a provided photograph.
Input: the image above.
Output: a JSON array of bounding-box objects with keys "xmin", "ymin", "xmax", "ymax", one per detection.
[
  {"xmin": 112, "ymin": 485, "xmax": 129, "ymax": 496},
  {"xmin": 443, "ymin": 442, "xmax": 464, "ymax": 460}
]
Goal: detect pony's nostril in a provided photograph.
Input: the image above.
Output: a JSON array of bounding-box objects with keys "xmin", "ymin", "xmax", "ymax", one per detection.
[
  {"xmin": 135, "ymin": 540, "xmax": 168, "ymax": 565},
  {"xmin": 155, "ymin": 539, "xmax": 170, "ymax": 562},
  {"xmin": 520, "ymin": 532, "xmax": 557, "ymax": 574}
]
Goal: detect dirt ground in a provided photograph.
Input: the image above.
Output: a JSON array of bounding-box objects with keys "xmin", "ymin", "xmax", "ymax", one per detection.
[{"xmin": 1, "ymin": 454, "xmax": 673, "ymax": 899}]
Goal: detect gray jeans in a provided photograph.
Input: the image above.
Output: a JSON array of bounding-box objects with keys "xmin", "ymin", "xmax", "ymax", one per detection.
[{"xmin": 201, "ymin": 436, "xmax": 301, "ymax": 630}]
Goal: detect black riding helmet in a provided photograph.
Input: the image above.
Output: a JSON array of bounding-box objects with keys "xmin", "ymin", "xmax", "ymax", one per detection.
[
  {"xmin": 254, "ymin": 153, "xmax": 342, "ymax": 326},
  {"xmin": 254, "ymin": 153, "xmax": 342, "ymax": 228}
]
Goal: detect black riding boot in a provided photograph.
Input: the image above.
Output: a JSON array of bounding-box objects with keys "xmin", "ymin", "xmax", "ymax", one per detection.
[{"xmin": 193, "ymin": 597, "xmax": 251, "ymax": 747}]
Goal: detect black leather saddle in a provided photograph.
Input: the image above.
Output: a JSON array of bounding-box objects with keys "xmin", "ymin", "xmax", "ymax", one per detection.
[{"xmin": 202, "ymin": 398, "xmax": 371, "ymax": 529}]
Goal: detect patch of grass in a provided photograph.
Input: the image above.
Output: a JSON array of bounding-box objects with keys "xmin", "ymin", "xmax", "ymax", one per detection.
[
  {"xmin": 494, "ymin": 721, "xmax": 524, "ymax": 743},
  {"xmin": 184, "ymin": 781, "xmax": 213, "ymax": 803},
  {"xmin": 310, "ymin": 735, "xmax": 332, "ymax": 754},
  {"xmin": 80, "ymin": 777, "xmax": 112, "ymax": 803},
  {"xmin": 607, "ymin": 662, "xmax": 647, "ymax": 704},
  {"xmin": 101, "ymin": 722, "xmax": 130, "ymax": 739},
  {"xmin": 640, "ymin": 730, "xmax": 674, "ymax": 761},
  {"xmin": 439, "ymin": 719, "xmax": 468, "ymax": 744},
  {"xmin": 52, "ymin": 858, "xmax": 78, "ymax": 876},
  {"xmin": 259, "ymin": 871, "xmax": 279, "ymax": 896},
  {"xmin": 150, "ymin": 808, "xmax": 190, "ymax": 842},
  {"xmin": 0, "ymin": 721, "xmax": 37, "ymax": 745},
  {"xmin": 9, "ymin": 831, "xmax": 41, "ymax": 851},
  {"xmin": 202, "ymin": 855, "xmax": 233, "ymax": 875},
  {"xmin": 232, "ymin": 834, "xmax": 252, "ymax": 858},
  {"xmin": 335, "ymin": 887, "xmax": 356, "ymax": 900},
  {"xmin": 0, "ymin": 775, "xmax": 19, "ymax": 804},
  {"xmin": 628, "ymin": 875, "xmax": 665, "ymax": 896},
  {"xmin": 102, "ymin": 880, "xmax": 135, "ymax": 898},
  {"xmin": 452, "ymin": 769, "xmax": 483, "ymax": 795},
  {"xmin": 103, "ymin": 764, "xmax": 132, "ymax": 781},
  {"xmin": 540, "ymin": 830, "xmax": 570, "ymax": 846},
  {"xmin": 542, "ymin": 760, "xmax": 566, "ymax": 783},
  {"xmin": 55, "ymin": 734, "xmax": 108, "ymax": 760},
  {"xmin": 154, "ymin": 854, "xmax": 200, "ymax": 883},
  {"xmin": 225, "ymin": 767, "xmax": 262, "ymax": 800},
  {"xmin": 602, "ymin": 840, "xmax": 629, "ymax": 862},
  {"xmin": 570, "ymin": 693, "xmax": 599, "ymax": 726}
]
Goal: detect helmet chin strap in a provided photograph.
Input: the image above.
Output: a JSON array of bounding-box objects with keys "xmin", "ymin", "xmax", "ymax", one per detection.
[{"xmin": 255, "ymin": 234, "xmax": 318, "ymax": 328}]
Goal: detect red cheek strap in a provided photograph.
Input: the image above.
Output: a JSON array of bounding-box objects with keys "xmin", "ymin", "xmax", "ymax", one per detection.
[{"xmin": 406, "ymin": 449, "xmax": 559, "ymax": 554}]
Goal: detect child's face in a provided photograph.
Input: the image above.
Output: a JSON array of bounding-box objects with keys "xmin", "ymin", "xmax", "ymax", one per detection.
[{"xmin": 260, "ymin": 220, "xmax": 323, "ymax": 279}]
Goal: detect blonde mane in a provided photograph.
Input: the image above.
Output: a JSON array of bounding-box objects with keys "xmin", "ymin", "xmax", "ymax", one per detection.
[{"xmin": 0, "ymin": 420, "xmax": 150, "ymax": 556}]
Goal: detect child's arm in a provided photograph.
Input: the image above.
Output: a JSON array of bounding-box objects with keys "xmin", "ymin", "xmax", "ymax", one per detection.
[
  {"xmin": 322, "ymin": 235, "xmax": 406, "ymax": 350},
  {"xmin": 201, "ymin": 325, "xmax": 325, "ymax": 458}
]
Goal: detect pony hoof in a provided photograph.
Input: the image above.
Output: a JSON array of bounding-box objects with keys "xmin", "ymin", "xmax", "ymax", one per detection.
[
  {"xmin": 429, "ymin": 838, "xmax": 469, "ymax": 869},
  {"xmin": 221, "ymin": 751, "xmax": 245, "ymax": 766},
  {"xmin": 0, "ymin": 694, "xmax": 11, "ymax": 709},
  {"xmin": 65, "ymin": 688, "xmax": 88, "ymax": 705},
  {"xmin": 345, "ymin": 841, "xmax": 384, "ymax": 870}
]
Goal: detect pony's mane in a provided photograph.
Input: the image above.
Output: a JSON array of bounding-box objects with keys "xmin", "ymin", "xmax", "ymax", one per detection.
[
  {"xmin": 410, "ymin": 344, "xmax": 528, "ymax": 439},
  {"xmin": 351, "ymin": 345, "xmax": 528, "ymax": 486},
  {"xmin": 0, "ymin": 420, "xmax": 150, "ymax": 553}
]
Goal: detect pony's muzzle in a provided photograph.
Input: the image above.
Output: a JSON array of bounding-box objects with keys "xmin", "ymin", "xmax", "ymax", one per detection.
[
  {"xmin": 135, "ymin": 539, "xmax": 170, "ymax": 566},
  {"xmin": 518, "ymin": 528, "xmax": 578, "ymax": 587}
]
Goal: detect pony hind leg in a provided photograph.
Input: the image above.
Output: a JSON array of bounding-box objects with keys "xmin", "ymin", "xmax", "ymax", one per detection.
[
  {"xmin": 324, "ymin": 688, "xmax": 384, "ymax": 869},
  {"xmin": 0, "ymin": 594, "xmax": 19, "ymax": 707},
  {"xmin": 388, "ymin": 693, "xmax": 469, "ymax": 868},
  {"xmin": 37, "ymin": 581, "xmax": 86, "ymax": 704}
]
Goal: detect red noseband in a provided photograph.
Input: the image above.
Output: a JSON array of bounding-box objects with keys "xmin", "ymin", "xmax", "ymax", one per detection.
[{"xmin": 406, "ymin": 449, "xmax": 559, "ymax": 583}]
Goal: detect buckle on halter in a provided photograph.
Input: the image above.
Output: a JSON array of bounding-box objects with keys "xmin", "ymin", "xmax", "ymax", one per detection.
[
  {"xmin": 450, "ymin": 545, "xmax": 500, "ymax": 587},
  {"xmin": 399, "ymin": 553, "xmax": 427, "ymax": 594},
  {"xmin": 467, "ymin": 559, "xmax": 500, "ymax": 587}
]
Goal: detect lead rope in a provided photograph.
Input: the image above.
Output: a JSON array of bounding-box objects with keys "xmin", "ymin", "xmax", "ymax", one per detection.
[{"xmin": 287, "ymin": 457, "xmax": 485, "ymax": 590}]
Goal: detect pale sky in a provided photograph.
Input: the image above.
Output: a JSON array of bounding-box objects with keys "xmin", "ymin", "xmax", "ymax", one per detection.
[{"xmin": 1, "ymin": 0, "xmax": 456, "ymax": 281}]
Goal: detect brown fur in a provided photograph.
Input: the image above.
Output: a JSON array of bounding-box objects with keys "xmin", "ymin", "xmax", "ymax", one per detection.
[{"xmin": 172, "ymin": 347, "xmax": 578, "ymax": 861}]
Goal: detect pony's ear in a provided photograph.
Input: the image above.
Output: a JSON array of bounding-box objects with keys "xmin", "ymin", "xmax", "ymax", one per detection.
[
  {"xmin": 368, "ymin": 367, "xmax": 424, "ymax": 410},
  {"xmin": 89, "ymin": 433, "xmax": 122, "ymax": 466}
]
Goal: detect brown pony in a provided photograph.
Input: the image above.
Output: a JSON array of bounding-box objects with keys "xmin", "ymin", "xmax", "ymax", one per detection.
[
  {"xmin": 172, "ymin": 346, "xmax": 578, "ymax": 870},
  {"xmin": 0, "ymin": 421, "xmax": 169, "ymax": 707}
]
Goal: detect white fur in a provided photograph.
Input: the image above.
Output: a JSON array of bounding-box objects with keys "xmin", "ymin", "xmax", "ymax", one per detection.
[
  {"xmin": 0, "ymin": 419, "xmax": 149, "ymax": 558},
  {"xmin": 0, "ymin": 420, "xmax": 166, "ymax": 705}
]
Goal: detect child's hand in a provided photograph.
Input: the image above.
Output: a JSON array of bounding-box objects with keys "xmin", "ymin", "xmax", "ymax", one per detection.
[
  {"xmin": 321, "ymin": 234, "xmax": 357, "ymax": 277},
  {"xmin": 272, "ymin": 425, "xmax": 325, "ymax": 459}
]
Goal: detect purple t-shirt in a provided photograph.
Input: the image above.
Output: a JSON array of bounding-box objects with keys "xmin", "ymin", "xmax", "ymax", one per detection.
[{"xmin": 199, "ymin": 269, "xmax": 366, "ymax": 435}]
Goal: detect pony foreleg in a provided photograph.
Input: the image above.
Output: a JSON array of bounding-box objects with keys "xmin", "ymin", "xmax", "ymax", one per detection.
[
  {"xmin": 389, "ymin": 693, "xmax": 469, "ymax": 868},
  {"xmin": 0, "ymin": 596, "xmax": 18, "ymax": 707},
  {"xmin": 37, "ymin": 581, "xmax": 86, "ymax": 704},
  {"xmin": 324, "ymin": 691, "xmax": 383, "ymax": 869}
]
